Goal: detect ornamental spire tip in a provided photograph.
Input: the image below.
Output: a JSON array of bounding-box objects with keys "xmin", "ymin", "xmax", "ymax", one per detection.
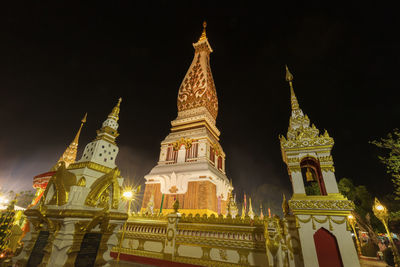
[
  {"xmin": 285, "ymin": 65, "xmax": 299, "ymax": 111},
  {"xmin": 108, "ymin": 97, "xmax": 122, "ymax": 121},
  {"xmin": 198, "ymin": 21, "xmax": 207, "ymax": 41}
]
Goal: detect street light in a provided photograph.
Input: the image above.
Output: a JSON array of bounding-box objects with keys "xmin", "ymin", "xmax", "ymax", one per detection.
[
  {"xmin": 347, "ymin": 213, "xmax": 361, "ymax": 256},
  {"xmin": 0, "ymin": 196, "xmax": 9, "ymax": 205},
  {"xmin": 373, "ymin": 198, "xmax": 400, "ymax": 266},
  {"xmin": 117, "ymin": 186, "xmax": 135, "ymax": 262}
]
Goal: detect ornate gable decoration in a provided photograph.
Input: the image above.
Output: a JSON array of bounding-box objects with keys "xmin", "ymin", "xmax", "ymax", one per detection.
[
  {"xmin": 177, "ymin": 23, "xmax": 218, "ymax": 120},
  {"xmin": 85, "ymin": 167, "xmax": 121, "ymax": 209}
]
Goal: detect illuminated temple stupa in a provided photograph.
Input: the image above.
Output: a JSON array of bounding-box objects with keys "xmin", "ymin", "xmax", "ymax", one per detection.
[
  {"xmin": 31, "ymin": 114, "xmax": 87, "ymax": 206},
  {"xmin": 141, "ymin": 22, "xmax": 232, "ymax": 215}
]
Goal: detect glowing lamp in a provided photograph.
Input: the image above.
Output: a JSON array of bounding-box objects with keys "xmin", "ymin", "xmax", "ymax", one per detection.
[{"xmin": 122, "ymin": 190, "xmax": 133, "ymax": 200}]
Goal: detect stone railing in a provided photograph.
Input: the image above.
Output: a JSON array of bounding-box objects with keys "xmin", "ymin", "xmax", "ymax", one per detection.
[{"xmin": 111, "ymin": 212, "xmax": 304, "ymax": 267}]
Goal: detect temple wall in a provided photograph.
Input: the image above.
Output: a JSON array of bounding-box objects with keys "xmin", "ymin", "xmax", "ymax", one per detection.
[{"xmin": 112, "ymin": 213, "xmax": 304, "ymax": 267}]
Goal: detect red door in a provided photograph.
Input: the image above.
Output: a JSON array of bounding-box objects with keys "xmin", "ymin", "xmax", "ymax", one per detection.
[{"xmin": 314, "ymin": 228, "xmax": 344, "ymax": 267}]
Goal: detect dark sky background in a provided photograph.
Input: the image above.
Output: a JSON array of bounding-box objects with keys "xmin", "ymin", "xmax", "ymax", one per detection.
[{"xmin": 0, "ymin": 2, "xmax": 398, "ymax": 213}]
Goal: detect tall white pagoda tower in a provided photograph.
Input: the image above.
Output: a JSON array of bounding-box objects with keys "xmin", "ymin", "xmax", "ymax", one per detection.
[
  {"xmin": 141, "ymin": 22, "xmax": 232, "ymax": 215},
  {"xmin": 280, "ymin": 66, "xmax": 360, "ymax": 267}
]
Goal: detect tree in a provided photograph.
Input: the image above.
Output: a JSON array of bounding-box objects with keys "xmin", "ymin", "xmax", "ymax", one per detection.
[
  {"xmin": 371, "ymin": 129, "xmax": 400, "ymax": 198},
  {"xmin": 6, "ymin": 190, "xmax": 35, "ymax": 209},
  {"xmin": 338, "ymin": 178, "xmax": 383, "ymax": 245}
]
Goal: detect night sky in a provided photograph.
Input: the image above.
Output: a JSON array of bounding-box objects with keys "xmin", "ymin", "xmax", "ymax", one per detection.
[{"xmin": 0, "ymin": 3, "xmax": 398, "ymax": 213}]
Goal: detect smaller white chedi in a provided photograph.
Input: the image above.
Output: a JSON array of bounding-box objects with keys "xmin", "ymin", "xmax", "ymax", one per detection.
[{"xmin": 14, "ymin": 98, "xmax": 128, "ymax": 267}]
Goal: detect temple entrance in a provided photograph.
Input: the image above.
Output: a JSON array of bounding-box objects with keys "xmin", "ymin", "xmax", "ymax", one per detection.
[{"xmin": 314, "ymin": 228, "xmax": 343, "ymax": 267}]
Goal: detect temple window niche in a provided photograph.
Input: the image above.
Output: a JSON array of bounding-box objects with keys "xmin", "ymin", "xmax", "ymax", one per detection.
[
  {"xmin": 300, "ymin": 157, "xmax": 327, "ymax": 196},
  {"xmin": 185, "ymin": 142, "xmax": 198, "ymax": 162},
  {"xmin": 166, "ymin": 145, "xmax": 177, "ymax": 163},
  {"xmin": 209, "ymin": 146, "xmax": 215, "ymax": 164}
]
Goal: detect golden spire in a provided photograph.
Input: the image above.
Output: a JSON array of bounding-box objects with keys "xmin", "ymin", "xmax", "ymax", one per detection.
[
  {"xmin": 198, "ymin": 21, "xmax": 207, "ymax": 41},
  {"xmin": 52, "ymin": 113, "xmax": 87, "ymax": 170},
  {"xmin": 108, "ymin": 97, "xmax": 122, "ymax": 121},
  {"xmin": 248, "ymin": 197, "xmax": 255, "ymax": 219},
  {"xmin": 72, "ymin": 113, "xmax": 87, "ymax": 144},
  {"xmin": 285, "ymin": 65, "xmax": 300, "ymax": 111}
]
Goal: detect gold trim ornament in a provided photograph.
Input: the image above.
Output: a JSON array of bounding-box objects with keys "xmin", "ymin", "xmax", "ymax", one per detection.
[
  {"xmin": 172, "ymin": 138, "xmax": 193, "ymax": 151},
  {"xmin": 85, "ymin": 167, "xmax": 121, "ymax": 209},
  {"xmin": 289, "ymin": 199, "xmax": 354, "ymax": 211}
]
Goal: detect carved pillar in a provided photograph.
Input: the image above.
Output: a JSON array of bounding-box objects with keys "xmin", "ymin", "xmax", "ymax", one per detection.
[
  {"xmin": 202, "ymin": 247, "xmax": 211, "ymax": 260},
  {"xmin": 164, "ymin": 213, "xmax": 180, "ymax": 260},
  {"xmin": 238, "ymin": 249, "xmax": 249, "ymax": 265}
]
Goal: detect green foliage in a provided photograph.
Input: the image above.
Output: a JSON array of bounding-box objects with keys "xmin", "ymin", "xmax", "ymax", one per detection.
[
  {"xmin": 371, "ymin": 129, "xmax": 400, "ymax": 198},
  {"xmin": 0, "ymin": 200, "xmax": 16, "ymax": 252},
  {"xmin": 6, "ymin": 190, "xmax": 35, "ymax": 208},
  {"xmin": 304, "ymin": 182, "xmax": 321, "ymax": 195},
  {"xmin": 338, "ymin": 178, "xmax": 384, "ymax": 233}
]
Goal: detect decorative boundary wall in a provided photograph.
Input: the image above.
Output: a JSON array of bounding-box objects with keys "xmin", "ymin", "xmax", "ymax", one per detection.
[{"xmin": 111, "ymin": 212, "xmax": 304, "ymax": 267}]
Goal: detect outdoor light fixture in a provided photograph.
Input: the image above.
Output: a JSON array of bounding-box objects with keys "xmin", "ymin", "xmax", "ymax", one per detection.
[
  {"xmin": 122, "ymin": 190, "xmax": 133, "ymax": 200},
  {"xmin": 373, "ymin": 198, "xmax": 400, "ymax": 265},
  {"xmin": 347, "ymin": 213, "xmax": 361, "ymax": 256},
  {"xmin": 117, "ymin": 185, "xmax": 139, "ymax": 262},
  {"xmin": 0, "ymin": 196, "xmax": 9, "ymax": 205}
]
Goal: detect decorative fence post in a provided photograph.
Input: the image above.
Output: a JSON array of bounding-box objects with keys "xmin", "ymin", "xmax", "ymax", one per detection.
[{"xmin": 164, "ymin": 200, "xmax": 180, "ymax": 260}]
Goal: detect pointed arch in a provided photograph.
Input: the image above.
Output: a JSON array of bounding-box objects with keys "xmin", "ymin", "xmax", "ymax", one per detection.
[
  {"xmin": 85, "ymin": 168, "xmax": 121, "ymax": 209},
  {"xmin": 314, "ymin": 227, "xmax": 343, "ymax": 267}
]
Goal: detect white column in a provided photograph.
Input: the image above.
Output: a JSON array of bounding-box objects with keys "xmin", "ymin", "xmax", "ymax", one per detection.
[
  {"xmin": 297, "ymin": 216, "xmax": 319, "ymax": 267},
  {"xmin": 177, "ymin": 146, "xmax": 186, "ymax": 163},
  {"xmin": 322, "ymin": 171, "xmax": 339, "ymax": 194},
  {"xmin": 291, "ymin": 171, "xmax": 305, "ymax": 194},
  {"xmin": 332, "ymin": 217, "xmax": 360, "ymax": 267}
]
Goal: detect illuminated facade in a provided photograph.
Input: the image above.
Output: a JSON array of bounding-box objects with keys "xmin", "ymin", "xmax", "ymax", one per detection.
[
  {"xmin": 15, "ymin": 99, "xmax": 127, "ymax": 267},
  {"xmin": 141, "ymin": 23, "xmax": 232, "ymax": 215},
  {"xmin": 280, "ymin": 66, "xmax": 359, "ymax": 266}
]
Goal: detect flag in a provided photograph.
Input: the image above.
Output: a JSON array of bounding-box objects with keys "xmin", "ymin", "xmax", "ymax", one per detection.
[
  {"xmin": 244, "ymin": 192, "xmax": 247, "ymax": 213},
  {"xmin": 159, "ymin": 194, "xmax": 165, "ymax": 214},
  {"xmin": 217, "ymin": 196, "xmax": 221, "ymax": 214}
]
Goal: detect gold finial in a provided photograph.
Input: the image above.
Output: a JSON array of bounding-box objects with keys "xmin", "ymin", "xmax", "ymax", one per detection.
[
  {"xmin": 285, "ymin": 65, "xmax": 293, "ymax": 82},
  {"xmin": 81, "ymin": 112, "xmax": 87, "ymax": 123},
  {"xmin": 199, "ymin": 21, "xmax": 207, "ymax": 41},
  {"xmin": 73, "ymin": 112, "xmax": 87, "ymax": 144},
  {"xmin": 285, "ymin": 65, "xmax": 300, "ymax": 110},
  {"xmin": 108, "ymin": 97, "xmax": 122, "ymax": 121}
]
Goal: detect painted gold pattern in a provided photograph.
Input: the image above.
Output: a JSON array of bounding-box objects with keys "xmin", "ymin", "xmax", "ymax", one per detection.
[
  {"xmin": 177, "ymin": 27, "xmax": 218, "ymax": 119},
  {"xmin": 68, "ymin": 161, "xmax": 118, "ymax": 175},
  {"xmin": 289, "ymin": 198, "xmax": 354, "ymax": 210}
]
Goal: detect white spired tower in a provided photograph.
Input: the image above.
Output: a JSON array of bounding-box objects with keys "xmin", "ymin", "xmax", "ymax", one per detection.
[
  {"xmin": 15, "ymin": 98, "xmax": 127, "ymax": 267},
  {"xmin": 141, "ymin": 22, "xmax": 232, "ymax": 216},
  {"xmin": 279, "ymin": 67, "xmax": 360, "ymax": 267}
]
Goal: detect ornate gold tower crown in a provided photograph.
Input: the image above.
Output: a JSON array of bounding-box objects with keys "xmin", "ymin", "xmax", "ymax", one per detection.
[{"xmin": 176, "ymin": 22, "xmax": 218, "ymax": 120}]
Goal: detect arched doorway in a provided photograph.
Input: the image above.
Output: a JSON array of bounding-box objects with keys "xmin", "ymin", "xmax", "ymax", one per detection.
[
  {"xmin": 300, "ymin": 157, "xmax": 327, "ymax": 196},
  {"xmin": 314, "ymin": 228, "xmax": 343, "ymax": 267}
]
